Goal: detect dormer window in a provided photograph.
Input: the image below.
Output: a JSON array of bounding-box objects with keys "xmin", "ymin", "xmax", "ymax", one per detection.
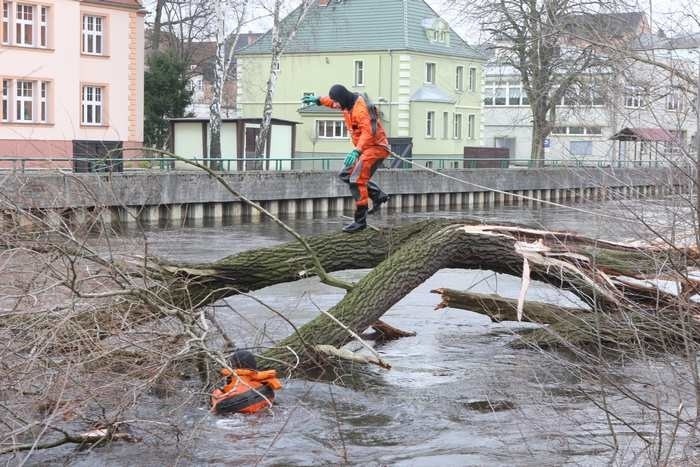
[{"xmin": 422, "ymin": 17, "xmax": 450, "ymax": 45}]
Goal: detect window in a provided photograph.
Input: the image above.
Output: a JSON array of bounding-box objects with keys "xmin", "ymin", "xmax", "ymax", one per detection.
[
  {"xmin": 450, "ymin": 161, "xmax": 460, "ymax": 169},
  {"xmin": 82, "ymin": 85, "xmax": 103, "ymax": 125},
  {"xmin": 354, "ymin": 60, "xmax": 364, "ymax": 87},
  {"xmin": 82, "ymin": 15, "xmax": 104, "ymax": 55},
  {"xmin": 2, "ymin": 3, "xmax": 49, "ymax": 48},
  {"xmin": 16, "ymin": 4, "xmax": 33, "ymax": 46},
  {"xmin": 424, "ymin": 161, "xmax": 434, "ymax": 169},
  {"xmin": 484, "ymin": 81, "xmax": 528, "ymax": 106},
  {"xmin": 495, "ymin": 137, "xmax": 516, "ymax": 156},
  {"xmin": 453, "ymin": 113, "xmax": 463, "ymax": 139},
  {"xmin": 559, "ymin": 80, "xmax": 605, "ymax": 107},
  {"xmin": 39, "ymin": 81, "xmax": 47, "ymax": 122},
  {"xmin": 426, "ymin": 111, "xmax": 435, "ymax": 138},
  {"xmin": 1, "ymin": 79, "xmax": 49, "ymax": 123},
  {"xmin": 425, "ymin": 63, "xmax": 436, "ymax": 84},
  {"xmin": 2, "ymin": 2, "xmax": 10, "ymax": 44},
  {"xmin": 316, "ymin": 120, "xmax": 348, "ymax": 139},
  {"xmin": 624, "ymin": 86, "xmax": 643, "ymax": 108},
  {"xmin": 508, "ymin": 85, "xmax": 521, "ymax": 105},
  {"xmin": 39, "ymin": 6, "xmax": 47, "ymax": 47},
  {"xmin": 15, "ymin": 80, "xmax": 32, "ymax": 122},
  {"xmin": 666, "ymin": 90, "xmax": 682, "ymax": 112},
  {"xmin": 570, "ymin": 141, "xmax": 593, "ymax": 156},
  {"xmin": 494, "ymin": 84, "xmax": 506, "ymax": 105},
  {"xmin": 468, "ymin": 67, "xmax": 477, "ymax": 92},
  {"xmin": 1, "ymin": 80, "xmax": 8, "ymax": 122},
  {"xmin": 467, "ymin": 114, "xmax": 475, "ymax": 139},
  {"xmin": 442, "ymin": 111, "xmax": 449, "ymax": 139},
  {"xmin": 552, "ymin": 126, "xmax": 604, "ymax": 136},
  {"xmin": 456, "ymin": 66, "xmax": 464, "ymax": 91}
]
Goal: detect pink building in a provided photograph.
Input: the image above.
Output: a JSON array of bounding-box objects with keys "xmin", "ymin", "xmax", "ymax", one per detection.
[{"xmin": 0, "ymin": 0, "xmax": 144, "ymax": 169}]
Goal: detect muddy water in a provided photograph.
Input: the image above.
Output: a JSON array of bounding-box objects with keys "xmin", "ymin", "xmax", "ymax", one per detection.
[{"xmin": 41, "ymin": 202, "xmax": 692, "ymax": 466}]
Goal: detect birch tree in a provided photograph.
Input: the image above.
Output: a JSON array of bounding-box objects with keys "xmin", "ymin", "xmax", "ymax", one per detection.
[
  {"xmin": 209, "ymin": 0, "xmax": 250, "ymax": 166},
  {"xmin": 254, "ymin": 0, "xmax": 316, "ymax": 157}
]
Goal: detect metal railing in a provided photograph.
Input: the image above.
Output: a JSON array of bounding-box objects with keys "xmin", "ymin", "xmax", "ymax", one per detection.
[{"xmin": 0, "ymin": 156, "xmax": 671, "ymax": 174}]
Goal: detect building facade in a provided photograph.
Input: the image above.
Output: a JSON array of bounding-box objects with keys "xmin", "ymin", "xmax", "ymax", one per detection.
[
  {"xmin": 482, "ymin": 13, "xmax": 698, "ymax": 163},
  {"xmin": 237, "ymin": 0, "xmax": 484, "ymax": 168},
  {"xmin": 0, "ymin": 0, "xmax": 144, "ymax": 168}
]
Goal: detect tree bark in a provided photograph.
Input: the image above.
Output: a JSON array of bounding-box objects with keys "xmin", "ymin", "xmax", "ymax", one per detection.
[
  {"xmin": 26, "ymin": 219, "xmax": 699, "ymax": 372},
  {"xmin": 431, "ymin": 288, "xmax": 589, "ymax": 324}
]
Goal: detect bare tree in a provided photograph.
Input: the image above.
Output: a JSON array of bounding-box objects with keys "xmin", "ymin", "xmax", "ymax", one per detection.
[
  {"xmin": 209, "ymin": 0, "xmax": 250, "ymax": 165},
  {"xmin": 254, "ymin": 0, "xmax": 315, "ymax": 157},
  {"xmin": 451, "ymin": 0, "xmax": 631, "ymax": 164}
]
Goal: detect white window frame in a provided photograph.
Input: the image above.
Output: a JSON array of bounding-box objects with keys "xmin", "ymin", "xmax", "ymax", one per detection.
[
  {"xmin": 467, "ymin": 114, "xmax": 475, "ymax": 139},
  {"xmin": 552, "ymin": 126, "xmax": 603, "ymax": 136},
  {"xmin": 82, "ymin": 85, "xmax": 103, "ymax": 125},
  {"xmin": 82, "ymin": 14, "xmax": 104, "ymax": 55},
  {"xmin": 15, "ymin": 3, "xmax": 33, "ymax": 47},
  {"xmin": 425, "ymin": 62, "xmax": 436, "ymax": 85},
  {"xmin": 453, "ymin": 113, "xmax": 463, "ymax": 139},
  {"xmin": 39, "ymin": 81, "xmax": 48, "ymax": 123},
  {"xmin": 468, "ymin": 67, "xmax": 477, "ymax": 92},
  {"xmin": 426, "ymin": 111, "xmax": 435, "ymax": 138},
  {"xmin": 354, "ymin": 60, "xmax": 364, "ymax": 87},
  {"xmin": 2, "ymin": 1, "xmax": 11, "ymax": 45},
  {"xmin": 39, "ymin": 5, "xmax": 47, "ymax": 48},
  {"xmin": 316, "ymin": 120, "xmax": 348, "ymax": 139},
  {"xmin": 456, "ymin": 66, "xmax": 464, "ymax": 91},
  {"xmin": 1, "ymin": 80, "xmax": 9, "ymax": 122},
  {"xmin": 442, "ymin": 111, "xmax": 449, "ymax": 139},
  {"xmin": 484, "ymin": 80, "xmax": 529, "ymax": 106},
  {"xmin": 15, "ymin": 80, "xmax": 33, "ymax": 122},
  {"xmin": 666, "ymin": 90, "xmax": 682, "ymax": 112},
  {"xmin": 624, "ymin": 86, "xmax": 643, "ymax": 109}
]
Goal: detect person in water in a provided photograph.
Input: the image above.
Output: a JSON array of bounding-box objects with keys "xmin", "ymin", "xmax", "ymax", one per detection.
[
  {"xmin": 210, "ymin": 350, "xmax": 282, "ymax": 415},
  {"xmin": 302, "ymin": 84, "xmax": 390, "ymax": 232}
]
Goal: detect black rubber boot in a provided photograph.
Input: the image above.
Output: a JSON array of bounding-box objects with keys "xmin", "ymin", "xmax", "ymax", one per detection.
[
  {"xmin": 343, "ymin": 205, "xmax": 368, "ymax": 233},
  {"xmin": 368, "ymin": 193, "xmax": 390, "ymax": 215}
]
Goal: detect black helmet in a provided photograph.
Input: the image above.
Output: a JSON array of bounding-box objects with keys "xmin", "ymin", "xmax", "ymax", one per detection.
[
  {"xmin": 229, "ymin": 350, "xmax": 258, "ymax": 370},
  {"xmin": 329, "ymin": 84, "xmax": 358, "ymax": 110}
]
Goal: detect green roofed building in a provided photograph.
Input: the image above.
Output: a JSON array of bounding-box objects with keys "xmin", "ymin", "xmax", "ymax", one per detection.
[{"xmin": 237, "ymin": 0, "xmax": 485, "ymax": 168}]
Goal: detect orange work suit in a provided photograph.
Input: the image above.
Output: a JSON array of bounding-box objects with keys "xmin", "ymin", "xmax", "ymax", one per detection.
[
  {"xmin": 319, "ymin": 95, "xmax": 391, "ymax": 207},
  {"xmin": 210, "ymin": 368, "xmax": 282, "ymax": 415}
]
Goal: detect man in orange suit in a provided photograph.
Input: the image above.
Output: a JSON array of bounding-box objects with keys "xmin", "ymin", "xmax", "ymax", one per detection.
[{"xmin": 303, "ymin": 84, "xmax": 390, "ymax": 232}]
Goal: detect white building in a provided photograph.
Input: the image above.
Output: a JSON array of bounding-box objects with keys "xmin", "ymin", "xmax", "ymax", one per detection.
[{"xmin": 482, "ymin": 13, "xmax": 698, "ymax": 163}]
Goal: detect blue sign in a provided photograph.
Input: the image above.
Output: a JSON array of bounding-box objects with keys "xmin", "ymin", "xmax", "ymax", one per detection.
[{"xmin": 543, "ymin": 138, "xmax": 551, "ymax": 148}]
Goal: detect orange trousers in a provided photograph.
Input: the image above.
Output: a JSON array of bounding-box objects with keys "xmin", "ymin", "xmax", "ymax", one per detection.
[{"xmin": 338, "ymin": 147, "xmax": 390, "ymax": 207}]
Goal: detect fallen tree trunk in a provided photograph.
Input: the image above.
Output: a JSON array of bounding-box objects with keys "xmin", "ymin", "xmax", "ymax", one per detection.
[
  {"xmin": 430, "ymin": 288, "xmax": 589, "ymax": 324},
  {"xmin": 430, "ymin": 288, "xmax": 700, "ymax": 352},
  {"xmin": 15, "ymin": 219, "xmax": 699, "ymax": 373},
  {"xmin": 257, "ymin": 223, "xmax": 698, "ymax": 371}
]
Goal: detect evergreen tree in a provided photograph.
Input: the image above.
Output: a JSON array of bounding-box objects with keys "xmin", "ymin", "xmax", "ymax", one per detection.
[{"xmin": 144, "ymin": 51, "xmax": 192, "ymax": 149}]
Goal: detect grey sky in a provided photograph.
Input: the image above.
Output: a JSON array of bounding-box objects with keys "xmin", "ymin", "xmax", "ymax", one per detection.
[{"xmin": 143, "ymin": 0, "xmax": 699, "ymax": 41}]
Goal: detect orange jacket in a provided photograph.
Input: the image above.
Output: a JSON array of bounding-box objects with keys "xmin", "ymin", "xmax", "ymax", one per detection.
[
  {"xmin": 319, "ymin": 95, "xmax": 389, "ymax": 153},
  {"xmin": 211, "ymin": 368, "xmax": 282, "ymax": 414}
]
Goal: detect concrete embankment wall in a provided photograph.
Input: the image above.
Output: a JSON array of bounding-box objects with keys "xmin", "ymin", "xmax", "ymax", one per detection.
[{"xmin": 2, "ymin": 167, "xmax": 684, "ymax": 226}]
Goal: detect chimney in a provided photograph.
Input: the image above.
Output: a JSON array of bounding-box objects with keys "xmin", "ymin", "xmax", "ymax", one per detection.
[{"xmin": 319, "ymin": 0, "xmax": 330, "ymax": 6}]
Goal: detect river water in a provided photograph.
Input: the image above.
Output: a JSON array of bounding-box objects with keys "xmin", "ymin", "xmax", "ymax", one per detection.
[{"xmin": 39, "ymin": 201, "xmax": 696, "ymax": 466}]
